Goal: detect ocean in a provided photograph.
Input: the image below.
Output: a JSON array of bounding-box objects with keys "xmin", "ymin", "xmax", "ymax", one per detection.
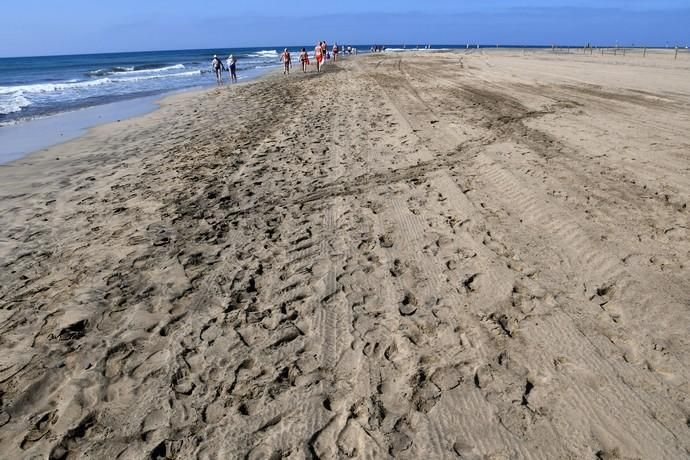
[{"xmin": 0, "ymin": 47, "xmax": 290, "ymax": 126}]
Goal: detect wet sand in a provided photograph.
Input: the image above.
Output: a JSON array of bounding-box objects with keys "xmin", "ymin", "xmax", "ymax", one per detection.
[
  {"xmin": 1, "ymin": 50, "xmax": 689, "ymax": 459},
  {"xmin": 0, "ymin": 95, "xmax": 162, "ymax": 164}
]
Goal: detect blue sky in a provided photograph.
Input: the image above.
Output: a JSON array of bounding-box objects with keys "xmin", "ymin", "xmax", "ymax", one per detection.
[{"xmin": 1, "ymin": 0, "xmax": 688, "ymax": 57}]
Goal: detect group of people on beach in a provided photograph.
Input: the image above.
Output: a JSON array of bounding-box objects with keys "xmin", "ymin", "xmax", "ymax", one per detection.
[
  {"xmin": 211, "ymin": 54, "xmax": 237, "ymax": 85},
  {"xmin": 280, "ymin": 42, "xmax": 341, "ymax": 75},
  {"xmin": 212, "ymin": 41, "xmax": 354, "ymax": 83}
]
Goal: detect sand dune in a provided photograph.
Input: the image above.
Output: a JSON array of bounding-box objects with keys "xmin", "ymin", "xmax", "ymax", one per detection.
[{"xmin": 1, "ymin": 50, "xmax": 689, "ymax": 459}]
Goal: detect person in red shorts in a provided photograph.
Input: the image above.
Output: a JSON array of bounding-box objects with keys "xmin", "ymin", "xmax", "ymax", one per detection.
[{"xmin": 315, "ymin": 42, "xmax": 323, "ymax": 72}]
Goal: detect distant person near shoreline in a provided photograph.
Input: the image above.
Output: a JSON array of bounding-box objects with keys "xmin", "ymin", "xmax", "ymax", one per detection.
[
  {"xmin": 299, "ymin": 48, "xmax": 309, "ymax": 73},
  {"xmin": 281, "ymin": 48, "xmax": 292, "ymax": 75},
  {"xmin": 227, "ymin": 54, "xmax": 237, "ymax": 83},
  {"xmin": 332, "ymin": 43, "xmax": 339, "ymax": 62},
  {"xmin": 315, "ymin": 43, "xmax": 323, "ymax": 72},
  {"xmin": 211, "ymin": 55, "xmax": 225, "ymax": 84}
]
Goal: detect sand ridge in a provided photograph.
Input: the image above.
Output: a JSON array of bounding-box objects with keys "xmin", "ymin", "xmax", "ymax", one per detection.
[{"xmin": 0, "ymin": 50, "xmax": 689, "ymax": 459}]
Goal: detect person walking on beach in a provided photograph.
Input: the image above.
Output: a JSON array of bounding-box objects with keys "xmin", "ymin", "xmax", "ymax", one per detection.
[
  {"xmin": 227, "ymin": 54, "xmax": 237, "ymax": 83},
  {"xmin": 281, "ymin": 48, "xmax": 292, "ymax": 75},
  {"xmin": 332, "ymin": 42, "xmax": 339, "ymax": 62},
  {"xmin": 315, "ymin": 42, "xmax": 324, "ymax": 72},
  {"xmin": 299, "ymin": 48, "xmax": 309, "ymax": 73},
  {"xmin": 211, "ymin": 55, "xmax": 225, "ymax": 84}
]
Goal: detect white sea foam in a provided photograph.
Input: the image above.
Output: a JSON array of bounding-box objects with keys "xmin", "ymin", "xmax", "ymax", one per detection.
[
  {"xmin": 0, "ymin": 78, "xmax": 113, "ymax": 95},
  {"xmin": 113, "ymin": 64, "xmax": 186, "ymax": 76},
  {"xmin": 111, "ymin": 70, "xmax": 201, "ymax": 82},
  {"xmin": 0, "ymin": 93, "xmax": 32, "ymax": 115},
  {"xmin": 0, "ymin": 69, "xmax": 201, "ymax": 96},
  {"xmin": 87, "ymin": 66, "xmax": 135, "ymax": 76},
  {"xmin": 86, "ymin": 64, "xmax": 185, "ymax": 77},
  {"xmin": 248, "ymin": 50, "xmax": 279, "ymax": 58}
]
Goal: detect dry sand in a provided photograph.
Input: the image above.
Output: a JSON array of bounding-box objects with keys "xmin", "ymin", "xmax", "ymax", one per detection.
[{"xmin": 0, "ymin": 50, "xmax": 689, "ymax": 459}]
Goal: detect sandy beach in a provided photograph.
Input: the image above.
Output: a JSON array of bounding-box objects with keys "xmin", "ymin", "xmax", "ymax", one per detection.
[{"xmin": 1, "ymin": 49, "xmax": 689, "ymax": 459}]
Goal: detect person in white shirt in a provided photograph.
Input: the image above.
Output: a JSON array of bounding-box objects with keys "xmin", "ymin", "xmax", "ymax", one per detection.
[{"xmin": 227, "ymin": 54, "xmax": 237, "ymax": 83}]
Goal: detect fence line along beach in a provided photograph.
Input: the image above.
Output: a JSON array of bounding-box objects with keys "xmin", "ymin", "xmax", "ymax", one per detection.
[{"xmin": 1, "ymin": 47, "xmax": 689, "ymax": 458}]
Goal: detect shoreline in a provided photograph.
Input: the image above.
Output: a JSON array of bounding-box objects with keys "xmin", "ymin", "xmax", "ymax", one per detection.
[
  {"xmin": 0, "ymin": 65, "xmax": 278, "ymax": 165},
  {"xmin": 0, "ymin": 94, "xmax": 164, "ymax": 164}
]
